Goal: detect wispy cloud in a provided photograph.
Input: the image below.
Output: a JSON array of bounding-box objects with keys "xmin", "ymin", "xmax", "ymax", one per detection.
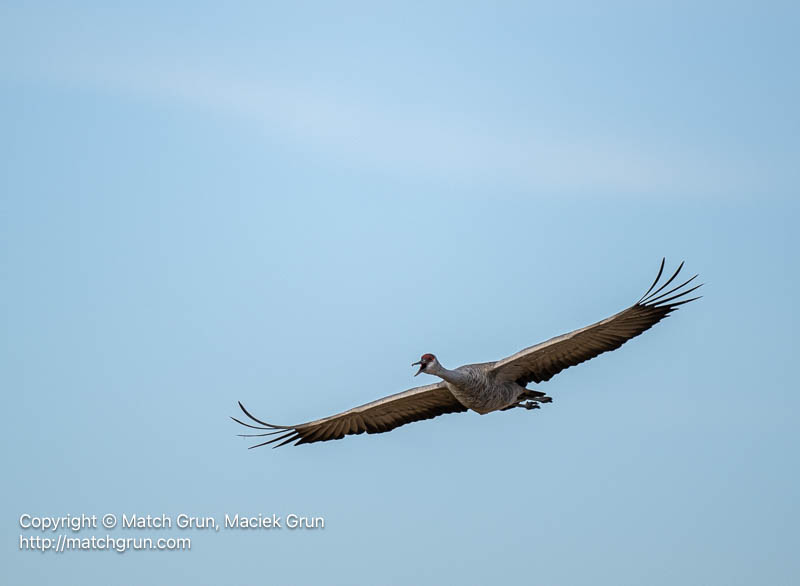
[{"xmin": 12, "ymin": 58, "xmax": 758, "ymax": 196}]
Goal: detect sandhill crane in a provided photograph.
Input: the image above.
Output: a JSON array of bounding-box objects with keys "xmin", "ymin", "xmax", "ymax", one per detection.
[{"xmin": 233, "ymin": 259, "xmax": 701, "ymax": 448}]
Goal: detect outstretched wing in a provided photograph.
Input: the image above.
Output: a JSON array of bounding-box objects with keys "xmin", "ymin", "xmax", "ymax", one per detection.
[
  {"xmin": 233, "ymin": 382, "xmax": 467, "ymax": 448},
  {"xmin": 491, "ymin": 259, "xmax": 702, "ymax": 386}
]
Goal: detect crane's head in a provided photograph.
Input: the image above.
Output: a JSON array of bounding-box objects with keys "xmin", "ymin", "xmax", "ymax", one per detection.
[{"xmin": 411, "ymin": 353, "xmax": 437, "ymax": 376}]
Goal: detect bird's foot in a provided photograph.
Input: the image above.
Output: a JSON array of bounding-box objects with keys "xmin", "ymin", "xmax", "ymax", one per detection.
[
  {"xmin": 502, "ymin": 401, "xmax": 541, "ymax": 411},
  {"xmin": 519, "ymin": 390, "xmax": 553, "ymax": 404}
]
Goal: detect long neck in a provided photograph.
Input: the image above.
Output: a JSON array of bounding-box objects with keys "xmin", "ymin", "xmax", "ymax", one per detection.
[{"xmin": 429, "ymin": 361, "xmax": 468, "ymax": 386}]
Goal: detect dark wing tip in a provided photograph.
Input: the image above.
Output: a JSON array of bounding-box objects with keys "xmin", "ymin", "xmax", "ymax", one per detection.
[
  {"xmin": 230, "ymin": 416, "xmax": 271, "ymax": 431},
  {"xmin": 246, "ymin": 430, "xmax": 301, "ymax": 449},
  {"xmin": 637, "ymin": 260, "xmax": 703, "ymax": 312},
  {"xmin": 661, "ymin": 294, "xmax": 702, "ymax": 309},
  {"xmin": 232, "ymin": 402, "xmax": 301, "ymax": 448},
  {"xmin": 235, "ymin": 401, "xmax": 293, "ymax": 430},
  {"xmin": 638, "ymin": 258, "xmax": 666, "ymax": 303},
  {"xmin": 649, "ymin": 283, "xmax": 703, "ymax": 308},
  {"xmin": 640, "ymin": 260, "xmax": 685, "ymax": 304}
]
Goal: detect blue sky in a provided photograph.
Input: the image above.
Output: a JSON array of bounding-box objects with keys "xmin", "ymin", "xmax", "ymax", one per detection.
[{"xmin": 1, "ymin": 2, "xmax": 798, "ymax": 585}]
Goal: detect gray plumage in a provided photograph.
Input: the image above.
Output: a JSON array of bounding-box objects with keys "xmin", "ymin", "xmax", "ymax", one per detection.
[{"xmin": 233, "ymin": 259, "xmax": 701, "ymax": 448}]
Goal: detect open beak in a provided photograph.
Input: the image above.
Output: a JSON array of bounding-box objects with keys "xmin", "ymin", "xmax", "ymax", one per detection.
[{"xmin": 411, "ymin": 360, "xmax": 423, "ymax": 376}]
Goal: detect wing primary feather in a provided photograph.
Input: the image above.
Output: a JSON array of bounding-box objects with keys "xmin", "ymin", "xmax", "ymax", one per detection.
[
  {"xmin": 229, "ymin": 416, "xmax": 269, "ymax": 431},
  {"xmin": 237, "ymin": 430, "xmax": 286, "ymax": 437},
  {"xmin": 641, "ymin": 261, "xmax": 684, "ymax": 303},
  {"xmin": 273, "ymin": 433, "xmax": 302, "ymax": 448},
  {"xmin": 237, "ymin": 401, "xmax": 292, "ymax": 430},
  {"xmin": 248, "ymin": 433, "xmax": 295, "ymax": 449},
  {"xmin": 650, "ymin": 283, "xmax": 704, "ymax": 307},
  {"xmin": 643, "ymin": 274, "xmax": 698, "ymax": 305},
  {"xmin": 254, "ymin": 430, "xmax": 297, "ymax": 448},
  {"xmin": 637, "ymin": 258, "xmax": 666, "ymax": 303},
  {"xmin": 663, "ymin": 295, "xmax": 703, "ymax": 309},
  {"xmin": 247, "ymin": 440, "xmax": 274, "ymax": 449}
]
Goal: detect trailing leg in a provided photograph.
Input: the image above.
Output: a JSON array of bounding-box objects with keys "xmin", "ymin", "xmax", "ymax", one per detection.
[{"xmin": 501, "ymin": 400, "xmax": 541, "ymax": 411}]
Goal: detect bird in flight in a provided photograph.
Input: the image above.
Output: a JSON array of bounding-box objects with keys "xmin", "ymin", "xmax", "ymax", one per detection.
[{"xmin": 233, "ymin": 259, "xmax": 701, "ymax": 448}]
